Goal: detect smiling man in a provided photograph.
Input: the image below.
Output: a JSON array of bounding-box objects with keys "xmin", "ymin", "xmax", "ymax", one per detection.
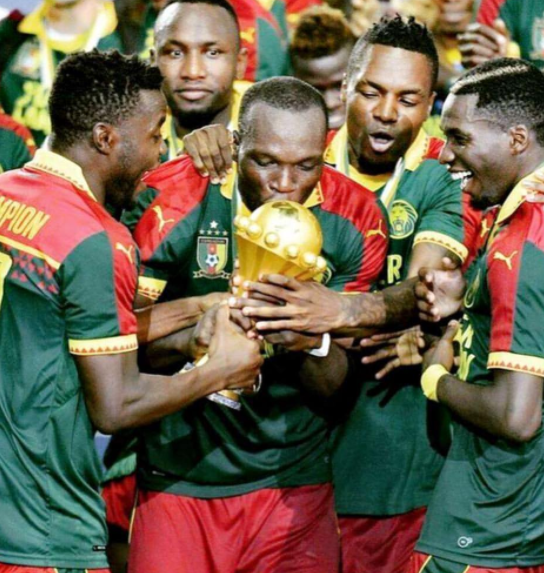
[
  {"xmin": 152, "ymin": 0, "xmax": 249, "ymax": 161},
  {"xmin": 123, "ymin": 77, "xmax": 388, "ymax": 573},
  {"xmin": 411, "ymin": 57, "xmax": 544, "ymax": 573}
]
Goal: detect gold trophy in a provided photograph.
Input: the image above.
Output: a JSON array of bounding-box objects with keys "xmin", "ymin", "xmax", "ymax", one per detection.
[{"xmin": 206, "ymin": 200, "xmax": 327, "ymax": 410}]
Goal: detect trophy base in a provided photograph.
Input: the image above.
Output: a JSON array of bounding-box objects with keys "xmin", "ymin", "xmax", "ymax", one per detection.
[{"xmin": 206, "ymin": 390, "xmax": 242, "ymax": 410}]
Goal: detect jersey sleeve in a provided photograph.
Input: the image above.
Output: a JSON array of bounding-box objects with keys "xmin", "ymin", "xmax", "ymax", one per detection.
[
  {"xmin": 488, "ymin": 209, "xmax": 544, "ymax": 375},
  {"xmin": 130, "ymin": 187, "xmax": 203, "ymax": 302},
  {"xmin": 412, "ymin": 162, "xmax": 469, "ymax": 263},
  {"xmin": 59, "ymin": 231, "xmax": 138, "ymax": 356}
]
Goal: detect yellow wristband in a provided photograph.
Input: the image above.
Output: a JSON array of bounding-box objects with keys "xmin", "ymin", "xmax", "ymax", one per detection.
[{"xmin": 421, "ymin": 364, "xmax": 449, "ymax": 402}]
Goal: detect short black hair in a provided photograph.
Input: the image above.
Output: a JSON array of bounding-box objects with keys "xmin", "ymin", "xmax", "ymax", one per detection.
[
  {"xmin": 238, "ymin": 76, "xmax": 329, "ymax": 136},
  {"xmin": 290, "ymin": 5, "xmax": 355, "ymax": 61},
  {"xmin": 158, "ymin": 0, "xmax": 240, "ymax": 49},
  {"xmin": 49, "ymin": 50, "xmax": 163, "ymax": 149},
  {"xmin": 451, "ymin": 58, "xmax": 544, "ymax": 146},
  {"xmin": 346, "ymin": 15, "xmax": 438, "ymax": 90}
]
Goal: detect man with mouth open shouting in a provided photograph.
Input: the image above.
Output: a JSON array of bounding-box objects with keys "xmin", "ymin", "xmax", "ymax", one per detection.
[{"xmin": 411, "ymin": 57, "xmax": 544, "ymax": 573}]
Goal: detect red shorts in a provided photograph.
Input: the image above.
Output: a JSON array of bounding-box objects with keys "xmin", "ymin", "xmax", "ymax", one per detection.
[
  {"xmin": 101, "ymin": 473, "xmax": 137, "ymax": 539},
  {"xmin": 409, "ymin": 551, "xmax": 544, "ymax": 573},
  {"xmin": 338, "ymin": 507, "xmax": 427, "ymax": 573},
  {"xmin": 0, "ymin": 566, "xmax": 109, "ymax": 573},
  {"xmin": 128, "ymin": 483, "xmax": 340, "ymax": 573}
]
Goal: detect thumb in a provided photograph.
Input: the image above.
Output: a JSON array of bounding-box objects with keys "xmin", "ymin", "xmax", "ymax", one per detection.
[
  {"xmin": 442, "ymin": 320, "xmax": 460, "ymax": 343},
  {"xmin": 441, "ymin": 256, "xmax": 458, "ymax": 271},
  {"xmin": 214, "ymin": 302, "xmax": 231, "ymax": 331},
  {"xmin": 493, "ymin": 18, "xmax": 508, "ymax": 37}
]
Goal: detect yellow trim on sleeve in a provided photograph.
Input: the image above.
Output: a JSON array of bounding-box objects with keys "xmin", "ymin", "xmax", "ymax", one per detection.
[
  {"xmin": 69, "ymin": 334, "xmax": 138, "ymax": 356},
  {"xmin": 0, "ymin": 234, "xmax": 60, "ymax": 269},
  {"xmin": 137, "ymin": 276, "xmax": 167, "ymax": 301},
  {"xmin": 418, "ymin": 555, "xmax": 433, "ymax": 573},
  {"xmin": 414, "ymin": 231, "xmax": 468, "ymax": 262},
  {"xmin": 488, "ymin": 352, "xmax": 544, "ymax": 376}
]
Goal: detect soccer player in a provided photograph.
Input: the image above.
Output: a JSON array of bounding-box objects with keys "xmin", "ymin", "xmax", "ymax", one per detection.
[
  {"xmin": 290, "ymin": 5, "xmax": 355, "ymax": 130},
  {"xmin": 187, "ymin": 15, "xmax": 478, "ymax": 571},
  {"xmin": 151, "ymin": 0, "xmax": 250, "ymax": 163},
  {"xmin": 124, "ymin": 76, "xmax": 388, "ymax": 573},
  {"xmin": 235, "ymin": 16, "xmax": 481, "ymax": 573},
  {"xmin": 0, "ymin": 49, "xmax": 262, "ymax": 573},
  {"xmin": 0, "ymin": 0, "xmax": 122, "ymax": 145},
  {"xmin": 411, "ymin": 57, "xmax": 544, "ymax": 573}
]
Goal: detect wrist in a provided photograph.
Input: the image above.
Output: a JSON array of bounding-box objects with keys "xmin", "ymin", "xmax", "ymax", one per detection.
[{"xmin": 421, "ymin": 363, "xmax": 449, "ymax": 402}]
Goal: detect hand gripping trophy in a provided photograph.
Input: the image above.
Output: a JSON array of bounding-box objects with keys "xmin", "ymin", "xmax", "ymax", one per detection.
[{"xmin": 206, "ymin": 199, "xmax": 327, "ymax": 410}]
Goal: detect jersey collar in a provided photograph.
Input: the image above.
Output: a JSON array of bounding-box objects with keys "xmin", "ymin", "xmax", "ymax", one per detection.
[
  {"xmin": 27, "ymin": 149, "xmax": 96, "ymax": 201},
  {"xmin": 497, "ymin": 163, "xmax": 544, "ymax": 225},
  {"xmin": 324, "ymin": 124, "xmax": 431, "ymax": 190}
]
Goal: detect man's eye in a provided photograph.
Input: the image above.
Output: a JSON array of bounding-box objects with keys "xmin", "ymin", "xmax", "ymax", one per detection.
[
  {"xmin": 255, "ymin": 158, "xmax": 273, "ymax": 167},
  {"xmin": 400, "ymin": 98, "xmax": 417, "ymax": 107},
  {"xmin": 361, "ymin": 91, "xmax": 378, "ymax": 98}
]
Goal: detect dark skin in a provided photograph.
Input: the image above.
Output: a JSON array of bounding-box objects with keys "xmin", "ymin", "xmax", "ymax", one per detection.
[
  {"xmin": 187, "ymin": 45, "xmax": 459, "ymax": 355},
  {"xmin": 54, "ymin": 90, "xmax": 262, "ymax": 434},
  {"xmin": 415, "ymin": 92, "xmax": 544, "ymax": 443},
  {"xmin": 147, "ymin": 101, "xmax": 350, "ymax": 397},
  {"xmin": 152, "ymin": 2, "xmax": 247, "ymax": 142}
]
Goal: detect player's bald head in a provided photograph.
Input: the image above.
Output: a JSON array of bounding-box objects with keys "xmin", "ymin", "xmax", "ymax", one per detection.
[{"xmin": 154, "ymin": 0, "xmax": 241, "ymax": 51}]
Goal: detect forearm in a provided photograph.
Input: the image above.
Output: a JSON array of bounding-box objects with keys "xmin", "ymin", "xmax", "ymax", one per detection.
[
  {"xmin": 437, "ymin": 373, "xmax": 539, "ymax": 442},
  {"xmin": 136, "ymin": 295, "xmax": 214, "ymax": 344},
  {"xmin": 140, "ymin": 326, "xmax": 197, "ymax": 371},
  {"xmin": 83, "ymin": 360, "xmax": 223, "ymax": 434},
  {"xmin": 299, "ymin": 343, "xmax": 349, "ymax": 398},
  {"xmin": 335, "ymin": 279, "xmax": 418, "ymax": 335}
]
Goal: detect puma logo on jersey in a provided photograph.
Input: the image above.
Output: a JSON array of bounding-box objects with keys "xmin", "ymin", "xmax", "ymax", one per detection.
[
  {"xmin": 153, "ymin": 206, "xmax": 175, "ymax": 233},
  {"xmin": 116, "ymin": 242, "xmax": 134, "ymax": 264},
  {"xmin": 480, "ymin": 218, "xmax": 491, "ymax": 238},
  {"xmin": 366, "ymin": 220, "xmax": 386, "ymax": 239},
  {"xmin": 493, "ymin": 250, "xmax": 518, "ymax": 270}
]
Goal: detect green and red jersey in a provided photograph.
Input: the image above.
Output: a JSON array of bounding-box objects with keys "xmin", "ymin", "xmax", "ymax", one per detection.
[
  {"xmin": 123, "ymin": 155, "xmax": 388, "ymax": 498},
  {"xmin": 418, "ymin": 169, "xmax": 544, "ymax": 567},
  {"xmin": 0, "ymin": 150, "xmax": 138, "ymax": 568},
  {"xmin": 133, "ymin": 0, "xmax": 289, "ymax": 82},
  {"xmin": 326, "ymin": 126, "xmax": 479, "ymax": 516},
  {"xmin": 0, "ymin": 2, "xmax": 122, "ymax": 146},
  {"xmin": 0, "ymin": 111, "xmax": 36, "ymax": 173},
  {"xmin": 477, "ymin": 0, "xmax": 544, "ymax": 68}
]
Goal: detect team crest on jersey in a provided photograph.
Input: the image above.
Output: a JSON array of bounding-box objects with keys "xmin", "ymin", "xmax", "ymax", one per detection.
[
  {"xmin": 531, "ymin": 17, "xmax": 544, "ymax": 60},
  {"xmin": 195, "ymin": 236, "xmax": 229, "ymax": 279},
  {"xmin": 11, "ymin": 40, "xmax": 41, "ymax": 79},
  {"xmin": 388, "ymin": 200, "xmax": 418, "ymax": 239}
]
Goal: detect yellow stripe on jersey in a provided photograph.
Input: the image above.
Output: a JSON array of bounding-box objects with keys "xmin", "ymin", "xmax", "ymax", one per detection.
[
  {"xmin": 488, "ymin": 351, "xmax": 544, "ymax": 376},
  {"xmin": 418, "ymin": 555, "xmax": 433, "ymax": 573},
  {"xmin": 69, "ymin": 334, "xmax": 138, "ymax": 356},
  {"xmin": 0, "ymin": 233, "xmax": 60, "ymax": 269},
  {"xmin": 414, "ymin": 231, "xmax": 468, "ymax": 263},
  {"xmin": 138, "ymin": 276, "xmax": 167, "ymax": 301}
]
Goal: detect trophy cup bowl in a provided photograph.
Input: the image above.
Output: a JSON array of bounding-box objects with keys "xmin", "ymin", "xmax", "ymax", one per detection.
[{"xmin": 206, "ymin": 200, "xmax": 326, "ymax": 410}]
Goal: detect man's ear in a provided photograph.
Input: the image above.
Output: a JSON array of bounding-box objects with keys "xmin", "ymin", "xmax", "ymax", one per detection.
[
  {"xmin": 92, "ymin": 123, "xmax": 119, "ymax": 155},
  {"xmin": 341, "ymin": 76, "xmax": 347, "ymax": 103},
  {"xmin": 509, "ymin": 124, "xmax": 530, "ymax": 156},
  {"xmin": 232, "ymin": 130, "xmax": 240, "ymax": 162},
  {"xmin": 236, "ymin": 47, "xmax": 248, "ymax": 81},
  {"xmin": 428, "ymin": 91, "xmax": 436, "ymax": 116}
]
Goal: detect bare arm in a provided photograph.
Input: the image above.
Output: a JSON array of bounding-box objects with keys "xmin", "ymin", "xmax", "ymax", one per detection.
[
  {"xmin": 135, "ymin": 292, "xmax": 227, "ymax": 344},
  {"xmin": 424, "ymin": 322, "xmax": 542, "ymax": 442},
  {"xmin": 240, "ymin": 244, "xmax": 459, "ymax": 335},
  {"xmin": 77, "ymin": 305, "xmax": 262, "ymax": 434}
]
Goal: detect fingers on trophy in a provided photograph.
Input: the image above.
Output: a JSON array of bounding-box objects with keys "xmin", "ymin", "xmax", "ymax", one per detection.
[{"xmin": 209, "ymin": 200, "xmax": 326, "ymax": 410}]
